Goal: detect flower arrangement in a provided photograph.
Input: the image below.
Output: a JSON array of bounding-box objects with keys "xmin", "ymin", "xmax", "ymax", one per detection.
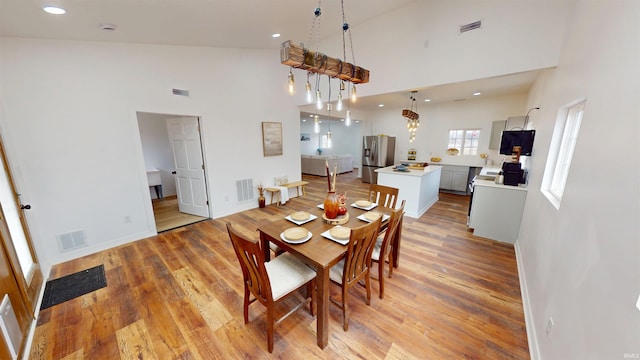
[{"xmin": 257, "ymin": 184, "xmax": 264, "ymax": 197}]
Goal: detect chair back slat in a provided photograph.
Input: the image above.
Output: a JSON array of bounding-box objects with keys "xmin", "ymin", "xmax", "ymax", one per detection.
[
  {"xmin": 368, "ymin": 184, "xmax": 398, "ymax": 209},
  {"xmin": 380, "ymin": 200, "xmax": 405, "ymax": 261},
  {"xmin": 227, "ymin": 223, "xmax": 272, "ymax": 305},
  {"xmin": 342, "ymin": 217, "xmax": 382, "ymax": 287}
]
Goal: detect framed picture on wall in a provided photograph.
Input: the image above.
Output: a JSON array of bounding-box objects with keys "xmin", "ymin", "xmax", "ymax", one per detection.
[{"xmin": 262, "ymin": 122, "xmax": 283, "ymax": 156}]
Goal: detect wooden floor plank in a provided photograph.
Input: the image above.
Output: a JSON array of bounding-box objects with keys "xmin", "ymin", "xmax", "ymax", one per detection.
[{"xmin": 29, "ymin": 171, "xmax": 530, "ymax": 359}]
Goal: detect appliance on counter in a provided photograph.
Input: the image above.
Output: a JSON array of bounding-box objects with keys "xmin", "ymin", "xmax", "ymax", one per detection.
[
  {"xmin": 502, "ymin": 162, "xmax": 527, "ymax": 186},
  {"xmin": 362, "ymin": 135, "xmax": 396, "ymax": 184}
]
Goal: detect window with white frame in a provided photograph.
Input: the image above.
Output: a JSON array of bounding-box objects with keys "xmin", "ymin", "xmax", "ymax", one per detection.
[
  {"xmin": 448, "ymin": 129, "xmax": 481, "ymax": 155},
  {"xmin": 542, "ymin": 99, "xmax": 585, "ymax": 209}
]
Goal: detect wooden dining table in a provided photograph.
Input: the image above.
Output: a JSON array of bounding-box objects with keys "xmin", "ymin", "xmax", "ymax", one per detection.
[{"xmin": 257, "ymin": 203, "xmax": 402, "ymax": 349}]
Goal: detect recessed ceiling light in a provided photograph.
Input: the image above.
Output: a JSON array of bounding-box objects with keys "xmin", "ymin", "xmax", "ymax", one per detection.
[
  {"xmin": 43, "ymin": 6, "xmax": 66, "ymax": 15},
  {"xmin": 378, "ymin": 104, "xmax": 384, "ymax": 107},
  {"xmin": 424, "ymin": 98, "xmax": 431, "ymax": 102},
  {"xmin": 272, "ymin": 33, "xmax": 281, "ymax": 38},
  {"xmin": 302, "ymin": 119, "xmax": 306, "ymax": 122},
  {"xmin": 473, "ymin": 91, "xmax": 482, "ymax": 96},
  {"xmin": 355, "ymin": 120, "xmax": 360, "ymax": 123}
]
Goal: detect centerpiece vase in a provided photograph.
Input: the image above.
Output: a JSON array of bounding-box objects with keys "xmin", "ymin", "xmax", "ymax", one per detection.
[{"xmin": 324, "ymin": 191, "xmax": 340, "ymax": 219}]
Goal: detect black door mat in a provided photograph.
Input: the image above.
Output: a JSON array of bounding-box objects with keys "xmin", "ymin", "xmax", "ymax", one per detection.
[{"xmin": 40, "ymin": 264, "xmax": 107, "ymax": 310}]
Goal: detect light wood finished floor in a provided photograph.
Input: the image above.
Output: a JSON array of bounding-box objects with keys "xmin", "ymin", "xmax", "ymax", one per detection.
[
  {"xmin": 152, "ymin": 195, "xmax": 208, "ymax": 232},
  {"xmin": 29, "ymin": 172, "xmax": 529, "ymax": 359}
]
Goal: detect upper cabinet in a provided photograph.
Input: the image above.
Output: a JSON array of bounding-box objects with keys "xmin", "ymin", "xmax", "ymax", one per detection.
[{"xmin": 489, "ymin": 120, "xmax": 506, "ymax": 150}]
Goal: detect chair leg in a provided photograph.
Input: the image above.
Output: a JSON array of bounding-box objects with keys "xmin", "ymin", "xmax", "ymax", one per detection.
[
  {"xmin": 341, "ymin": 286, "xmax": 350, "ymax": 331},
  {"xmin": 267, "ymin": 305, "xmax": 274, "ymax": 353},
  {"xmin": 378, "ymin": 261, "xmax": 385, "ymax": 299},
  {"xmin": 307, "ymin": 280, "xmax": 316, "ymax": 316},
  {"xmin": 243, "ymin": 285, "xmax": 250, "ymax": 323},
  {"xmin": 365, "ymin": 270, "xmax": 372, "ymax": 306}
]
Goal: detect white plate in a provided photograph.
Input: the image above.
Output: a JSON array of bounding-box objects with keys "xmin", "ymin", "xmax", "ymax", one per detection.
[
  {"xmin": 350, "ymin": 202, "xmax": 378, "ymax": 211},
  {"xmin": 317, "ymin": 203, "xmax": 324, "ymax": 210},
  {"xmin": 321, "ymin": 229, "xmax": 349, "ymax": 245},
  {"xmin": 285, "ymin": 213, "xmax": 318, "ymax": 225},
  {"xmin": 357, "ymin": 213, "xmax": 390, "ymax": 223},
  {"xmin": 280, "ymin": 231, "xmax": 313, "ymax": 244}
]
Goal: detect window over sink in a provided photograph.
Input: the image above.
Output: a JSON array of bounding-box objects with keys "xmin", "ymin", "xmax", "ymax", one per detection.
[{"xmin": 448, "ymin": 129, "xmax": 481, "ymax": 155}]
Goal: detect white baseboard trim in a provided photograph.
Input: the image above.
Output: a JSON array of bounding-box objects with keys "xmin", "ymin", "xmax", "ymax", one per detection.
[{"xmin": 515, "ymin": 241, "xmax": 540, "ymax": 360}]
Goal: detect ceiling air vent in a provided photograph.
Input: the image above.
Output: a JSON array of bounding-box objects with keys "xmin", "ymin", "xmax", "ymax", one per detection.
[
  {"xmin": 459, "ymin": 20, "xmax": 482, "ymax": 34},
  {"xmin": 172, "ymin": 88, "xmax": 190, "ymax": 97}
]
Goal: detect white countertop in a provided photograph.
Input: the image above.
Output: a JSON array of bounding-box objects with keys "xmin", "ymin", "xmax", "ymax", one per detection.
[
  {"xmin": 375, "ymin": 164, "xmax": 442, "ymax": 177},
  {"xmin": 473, "ymin": 179, "xmax": 528, "ymax": 191}
]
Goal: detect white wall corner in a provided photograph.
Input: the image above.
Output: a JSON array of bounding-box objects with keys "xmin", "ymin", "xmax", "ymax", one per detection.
[{"xmin": 515, "ymin": 241, "xmax": 540, "ymax": 360}]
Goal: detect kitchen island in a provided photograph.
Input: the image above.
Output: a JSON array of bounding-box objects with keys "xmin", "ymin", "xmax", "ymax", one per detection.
[{"xmin": 375, "ymin": 165, "xmax": 441, "ymax": 218}]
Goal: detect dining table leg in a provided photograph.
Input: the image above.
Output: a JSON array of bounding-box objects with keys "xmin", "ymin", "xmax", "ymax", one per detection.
[{"xmin": 316, "ymin": 266, "xmax": 329, "ymax": 348}]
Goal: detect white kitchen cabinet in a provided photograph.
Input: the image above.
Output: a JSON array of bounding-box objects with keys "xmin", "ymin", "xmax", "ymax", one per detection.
[
  {"xmin": 439, "ymin": 165, "xmax": 469, "ymax": 192},
  {"xmin": 489, "ymin": 120, "xmax": 506, "ymax": 150},
  {"xmin": 468, "ymin": 180, "xmax": 527, "ymax": 243}
]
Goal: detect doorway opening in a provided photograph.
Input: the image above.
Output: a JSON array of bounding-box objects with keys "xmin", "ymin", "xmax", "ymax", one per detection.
[{"xmin": 137, "ymin": 112, "xmax": 210, "ymax": 232}]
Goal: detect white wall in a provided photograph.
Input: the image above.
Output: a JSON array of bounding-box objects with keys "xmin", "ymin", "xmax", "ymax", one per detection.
[
  {"xmin": 137, "ymin": 112, "xmax": 178, "ymax": 199},
  {"xmin": 516, "ymin": 1, "xmax": 640, "ymax": 359},
  {"xmin": 0, "ymin": 38, "xmax": 301, "ymax": 273}
]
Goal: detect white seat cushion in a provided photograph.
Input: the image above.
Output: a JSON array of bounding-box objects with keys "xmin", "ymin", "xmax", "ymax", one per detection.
[
  {"xmin": 329, "ymin": 259, "xmax": 345, "ymax": 284},
  {"xmin": 371, "ymin": 234, "xmax": 384, "ymax": 261},
  {"xmin": 265, "ymin": 253, "xmax": 316, "ymax": 301}
]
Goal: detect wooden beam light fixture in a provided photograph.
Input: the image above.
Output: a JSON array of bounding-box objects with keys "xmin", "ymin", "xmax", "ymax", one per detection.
[{"xmin": 281, "ymin": 0, "xmax": 369, "ymax": 112}]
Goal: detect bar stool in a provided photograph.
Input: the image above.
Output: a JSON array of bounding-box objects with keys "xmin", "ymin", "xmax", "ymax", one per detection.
[{"xmin": 264, "ymin": 188, "xmax": 281, "ymax": 206}]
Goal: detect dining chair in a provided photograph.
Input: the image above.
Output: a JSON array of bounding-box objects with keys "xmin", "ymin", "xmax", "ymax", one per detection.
[
  {"xmin": 368, "ymin": 184, "xmax": 399, "ymax": 209},
  {"xmin": 371, "ymin": 200, "xmax": 405, "ymax": 299},
  {"xmin": 226, "ymin": 223, "xmax": 316, "ymax": 353},
  {"xmin": 329, "ymin": 217, "xmax": 382, "ymax": 331}
]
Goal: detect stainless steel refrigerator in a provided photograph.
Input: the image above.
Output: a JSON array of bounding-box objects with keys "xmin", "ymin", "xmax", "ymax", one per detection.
[{"xmin": 362, "ymin": 135, "xmax": 396, "ymax": 184}]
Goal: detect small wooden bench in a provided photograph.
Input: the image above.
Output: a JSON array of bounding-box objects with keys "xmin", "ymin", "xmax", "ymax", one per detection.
[
  {"xmin": 282, "ymin": 180, "xmax": 309, "ymax": 197},
  {"xmin": 264, "ymin": 181, "xmax": 310, "ymax": 207}
]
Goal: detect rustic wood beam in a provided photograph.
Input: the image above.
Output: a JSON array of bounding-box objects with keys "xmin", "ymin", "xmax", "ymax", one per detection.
[{"xmin": 280, "ymin": 40, "xmax": 370, "ymax": 84}]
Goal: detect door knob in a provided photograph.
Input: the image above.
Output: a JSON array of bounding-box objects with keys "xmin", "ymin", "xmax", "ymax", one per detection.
[{"xmin": 21, "ymin": 204, "xmax": 31, "ymax": 210}]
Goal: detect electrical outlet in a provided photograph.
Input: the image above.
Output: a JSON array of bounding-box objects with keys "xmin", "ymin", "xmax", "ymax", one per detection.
[{"xmin": 546, "ymin": 317, "xmax": 554, "ymax": 336}]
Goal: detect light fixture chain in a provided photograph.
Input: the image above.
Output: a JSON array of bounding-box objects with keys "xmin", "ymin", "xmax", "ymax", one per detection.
[{"xmin": 308, "ymin": 0, "xmax": 323, "ymax": 53}]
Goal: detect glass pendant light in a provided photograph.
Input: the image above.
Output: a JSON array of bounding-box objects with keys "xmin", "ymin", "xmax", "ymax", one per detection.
[
  {"xmin": 314, "ymin": 115, "xmax": 320, "ymax": 133},
  {"xmin": 305, "ymin": 73, "xmax": 313, "ymax": 103},
  {"xmin": 351, "ymin": 84, "xmax": 357, "ymax": 102},
  {"xmin": 287, "ymin": 68, "xmax": 295, "ymax": 95},
  {"xmin": 345, "ymin": 110, "xmax": 351, "ymax": 127},
  {"xmin": 315, "ymin": 74, "xmax": 323, "ymax": 110}
]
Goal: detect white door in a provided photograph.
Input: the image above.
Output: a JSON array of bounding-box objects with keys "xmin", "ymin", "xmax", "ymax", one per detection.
[{"xmin": 166, "ymin": 117, "xmax": 210, "ymax": 218}]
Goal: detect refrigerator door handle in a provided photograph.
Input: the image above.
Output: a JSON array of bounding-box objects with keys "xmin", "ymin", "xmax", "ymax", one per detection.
[{"xmin": 371, "ymin": 140, "xmax": 377, "ymax": 163}]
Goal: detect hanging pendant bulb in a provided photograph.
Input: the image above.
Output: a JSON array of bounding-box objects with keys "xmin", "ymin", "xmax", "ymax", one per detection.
[
  {"xmin": 316, "ymin": 90, "xmax": 323, "ymax": 110},
  {"xmin": 327, "ymin": 130, "xmax": 332, "ymax": 148},
  {"xmin": 351, "ymin": 84, "xmax": 357, "ymax": 102},
  {"xmin": 305, "ymin": 73, "xmax": 313, "ymax": 103},
  {"xmin": 345, "ymin": 110, "xmax": 351, "ymax": 127},
  {"xmin": 287, "ymin": 69, "xmax": 295, "ymax": 95},
  {"xmin": 314, "ymin": 115, "xmax": 320, "ymax": 134},
  {"xmin": 336, "ymin": 92, "xmax": 343, "ymax": 112}
]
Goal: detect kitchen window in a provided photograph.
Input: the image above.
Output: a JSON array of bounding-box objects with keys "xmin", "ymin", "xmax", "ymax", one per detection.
[
  {"xmin": 448, "ymin": 129, "xmax": 480, "ymax": 155},
  {"xmin": 542, "ymin": 99, "xmax": 585, "ymax": 209}
]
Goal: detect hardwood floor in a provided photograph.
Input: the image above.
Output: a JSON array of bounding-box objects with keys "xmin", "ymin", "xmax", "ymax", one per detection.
[
  {"xmin": 28, "ymin": 171, "xmax": 529, "ymax": 359},
  {"xmin": 152, "ymin": 196, "xmax": 208, "ymax": 232}
]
